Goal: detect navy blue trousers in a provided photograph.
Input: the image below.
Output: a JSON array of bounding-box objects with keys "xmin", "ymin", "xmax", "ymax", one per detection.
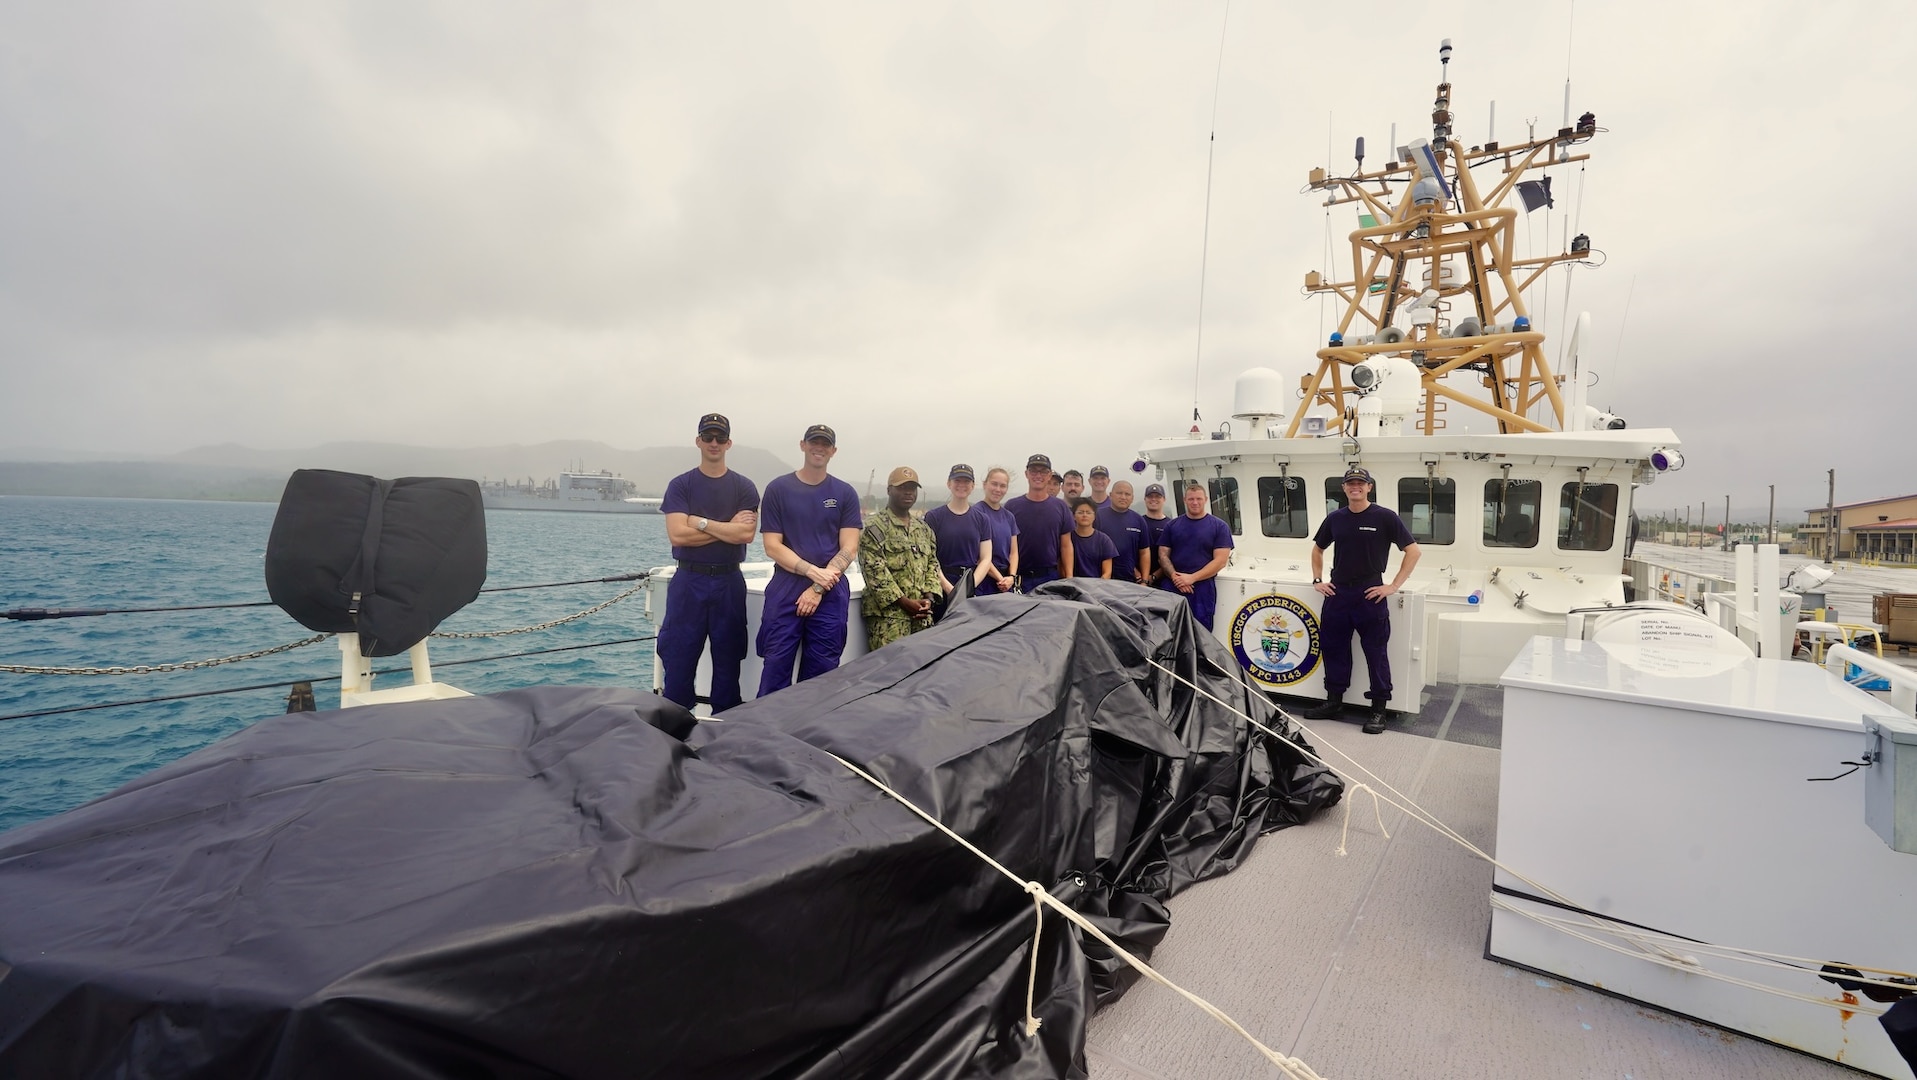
[
  {"xmin": 658, "ymin": 567, "xmax": 749, "ymax": 713},
  {"xmin": 1019, "ymin": 569, "xmax": 1060, "ymax": 593},
  {"xmin": 1320, "ymin": 587, "xmax": 1392, "ymax": 702},
  {"xmin": 1158, "ymin": 578, "xmax": 1219, "ymax": 631},
  {"xmin": 756, "ymin": 572, "xmax": 850, "ymax": 697}
]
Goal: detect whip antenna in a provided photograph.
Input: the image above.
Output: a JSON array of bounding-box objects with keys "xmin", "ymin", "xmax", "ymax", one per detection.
[{"xmin": 1189, "ymin": 0, "xmax": 1231, "ymax": 431}]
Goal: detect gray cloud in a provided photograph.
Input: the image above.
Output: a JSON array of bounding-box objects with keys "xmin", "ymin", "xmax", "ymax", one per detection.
[{"xmin": 3, "ymin": 2, "xmax": 1911, "ymax": 519}]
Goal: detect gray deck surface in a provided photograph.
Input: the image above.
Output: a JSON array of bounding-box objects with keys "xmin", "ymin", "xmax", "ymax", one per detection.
[{"xmin": 1085, "ymin": 701, "xmax": 1865, "ymax": 1080}]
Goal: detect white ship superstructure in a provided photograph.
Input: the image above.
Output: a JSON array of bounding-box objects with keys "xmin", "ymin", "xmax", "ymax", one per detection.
[{"xmin": 1139, "ymin": 42, "xmax": 1681, "ymax": 703}]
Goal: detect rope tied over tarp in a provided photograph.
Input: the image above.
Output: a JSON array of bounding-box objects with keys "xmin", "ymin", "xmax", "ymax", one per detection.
[{"xmin": 821, "ymin": 749, "xmax": 1329, "ymax": 1079}]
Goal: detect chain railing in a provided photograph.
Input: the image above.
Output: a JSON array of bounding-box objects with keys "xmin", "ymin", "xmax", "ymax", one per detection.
[
  {"xmin": 0, "ymin": 634, "xmax": 332, "ymax": 676},
  {"xmin": 2, "ymin": 574, "xmax": 655, "ymax": 675}
]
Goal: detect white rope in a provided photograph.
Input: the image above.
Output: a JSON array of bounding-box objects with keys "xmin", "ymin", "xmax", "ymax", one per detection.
[
  {"xmin": 820, "ymin": 750, "xmax": 1330, "ymax": 1080},
  {"xmin": 1335, "ymin": 783, "xmax": 1389, "ymax": 857},
  {"xmin": 1143, "ymin": 656, "xmax": 1917, "ymax": 1000}
]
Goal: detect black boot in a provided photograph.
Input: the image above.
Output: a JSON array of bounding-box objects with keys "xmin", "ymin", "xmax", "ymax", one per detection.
[
  {"xmin": 1362, "ymin": 705, "xmax": 1388, "ymax": 734},
  {"xmin": 1304, "ymin": 695, "xmax": 1345, "ymax": 720}
]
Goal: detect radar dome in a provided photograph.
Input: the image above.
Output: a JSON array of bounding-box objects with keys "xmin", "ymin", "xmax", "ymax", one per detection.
[{"xmin": 1232, "ymin": 367, "xmax": 1289, "ymax": 427}]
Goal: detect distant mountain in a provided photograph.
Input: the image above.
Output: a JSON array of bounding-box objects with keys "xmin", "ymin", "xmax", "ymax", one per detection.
[{"xmin": 0, "ymin": 441, "xmax": 796, "ymax": 502}]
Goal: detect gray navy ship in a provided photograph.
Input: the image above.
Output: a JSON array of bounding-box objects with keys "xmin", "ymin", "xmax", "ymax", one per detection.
[{"xmin": 479, "ymin": 469, "xmax": 661, "ymax": 514}]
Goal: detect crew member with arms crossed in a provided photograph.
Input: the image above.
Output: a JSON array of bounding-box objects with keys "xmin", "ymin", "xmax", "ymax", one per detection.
[
  {"xmin": 1007, "ymin": 454, "xmax": 1074, "ymax": 590},
  {"xmin": 1306, "ymin": 466, "xmax": 1421, "ymax": 734},
  {"xmin": 757, "ymin": 424, "xmax": 863, "ymax": 695},
  {"xmin": 1157, "ymin": 482, "xmax": 1233, "ymax": 630},
  {"xmin": 860, "ymin": 466, "xmax": 943, "ymax": 649},
  {"xmin": 659, "ymin": 412, "xmax": 759, "ymax": 713}
]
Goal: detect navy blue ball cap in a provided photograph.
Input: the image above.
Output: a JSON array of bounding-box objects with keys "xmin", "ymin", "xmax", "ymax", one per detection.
[
  {"xmin": 1025, "ymin": 453, "xmax": 1052, "ymax": 472},
  {"xmin": 949, "ymin": 464, "xmax": 975, "ymax": 481},
  {"xmin": 1144, "ymin": 483, "xmax": 1166, "ymax": 497},
  {"xmin": 1343, "ymin": 466, "xmax": 1374, "ymax": 484},
  {"xmin": 697, "ymin": 412, "xmax": 730, "ymax": 437},
  {"xmin": 803, "ymin": 423, "xmax": 836, "ymax": 445}
]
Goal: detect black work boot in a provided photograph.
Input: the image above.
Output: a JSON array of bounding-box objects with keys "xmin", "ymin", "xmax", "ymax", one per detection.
[
  {"xmin": 1303, "ymin": 695, "xmax": 1345, "ymax": 721},
  {"xmin": 1362, "ymin": 705, "xmax": 1388, "ymax": 735}
]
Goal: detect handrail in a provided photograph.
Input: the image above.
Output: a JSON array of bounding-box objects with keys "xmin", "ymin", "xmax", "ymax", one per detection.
[{"xmin": 1827, "ymin": 643, "xmax": 1917, "ymax": 718}]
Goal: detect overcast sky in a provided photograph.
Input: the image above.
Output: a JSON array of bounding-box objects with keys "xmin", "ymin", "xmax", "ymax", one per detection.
[{"xmin": 3, "ymin": 2, "xmax": 1911, "ymax": 519}]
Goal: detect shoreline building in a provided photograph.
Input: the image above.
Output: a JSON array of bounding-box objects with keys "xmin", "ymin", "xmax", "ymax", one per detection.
[{"xmin": 1803, "ymin": 493, "xmax": 1917, "ymax": 562}]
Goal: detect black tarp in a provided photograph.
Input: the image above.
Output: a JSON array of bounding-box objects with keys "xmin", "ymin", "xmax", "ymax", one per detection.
[
  {"xmin": 264, "ymin": 469, "xmax": 487, "ymax": 657},
  {"xmin": 0, "ymin": 582, "xmax": 1339, "ymax": 1079}
]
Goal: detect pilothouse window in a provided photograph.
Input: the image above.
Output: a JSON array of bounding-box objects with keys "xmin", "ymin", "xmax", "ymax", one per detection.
[
  {"xmin": 1483, "ymin": 479, "xmax": 1541, "ymax": 548},
  {"xmin": 1559, "ymin": 482, "xmax": 1619, "ymax": 551},
  {"xmin": 1208, "ymin": 477, "xmax": 1241, "ymax": 535},
  {"xmin": 1258, "ymin": 477, "xmax": 1309, "ymax": 538},
  {"xmin": 1397, "ymin": 477, "xmax": 1456, "ymax": 545}
]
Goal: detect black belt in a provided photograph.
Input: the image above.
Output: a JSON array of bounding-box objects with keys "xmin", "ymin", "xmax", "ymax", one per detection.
[{"xmin": 677, "ymin": 560, "xmax": 742, "ymax": 577}]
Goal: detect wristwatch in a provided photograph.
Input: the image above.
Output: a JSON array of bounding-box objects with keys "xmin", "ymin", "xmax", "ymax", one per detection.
[
  {"xmin": 1312, "ymin": 578, "xmax": 1323, "ymax": 584},
  {"xmin": 696, "ymin": 517, "xmax": 709, "ymax": 532}
]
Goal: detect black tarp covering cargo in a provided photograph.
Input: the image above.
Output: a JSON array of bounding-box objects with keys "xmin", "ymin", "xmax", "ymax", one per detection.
[
  {"xmin": 264, "ymin": 469, "xmax": 487, "ymax": 656},
  {"xmin": 0, "ymin": 582, "xmax": 1340, "ymax": 1079}
]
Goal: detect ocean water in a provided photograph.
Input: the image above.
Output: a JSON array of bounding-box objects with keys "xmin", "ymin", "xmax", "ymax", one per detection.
[{"xmin": 0, "ymin": 496, "xmax": 742, "ymax": 834}]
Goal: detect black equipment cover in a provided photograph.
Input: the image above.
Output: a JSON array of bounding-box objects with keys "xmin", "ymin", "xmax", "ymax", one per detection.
[
  {"xmin": 0, "ymin": 582, "xmax": 1339, "ymax": 1079},
  {"xmin": 264, "ymin": 469, "xmax": 487, "ymax": 656}
]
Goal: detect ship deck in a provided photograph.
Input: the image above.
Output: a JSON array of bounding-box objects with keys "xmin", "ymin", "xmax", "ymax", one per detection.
[{"xmin": 1086, "ymin": 685, "xmax": 1868, "ymax": 1079}]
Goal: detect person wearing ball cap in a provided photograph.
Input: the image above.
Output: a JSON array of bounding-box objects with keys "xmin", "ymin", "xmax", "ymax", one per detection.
[
  {"xmin": 922, "ymin": 464, "xmax": 992, "ymax": 613},
  {"xmin": 1087, "ymin": 465, "xmax": 1112, "ymax": 508},
  {"xmin": 859, "ymin": 465, "xmax": 943, "ymax": 651},
  {"xmin": 1007, "ymin": 453, "xmax": 1075, "ymax": 589},
  {"xmin": 1305, "ymin": 465, "xmax": 1421, "ymax": 734},
  {"xmin": 757, "ymin": 423, "xmax": 863, "ymax": 696},
  {"xmin": 659, "ymin": 412, "xmax": 759, "ymax": 713}
]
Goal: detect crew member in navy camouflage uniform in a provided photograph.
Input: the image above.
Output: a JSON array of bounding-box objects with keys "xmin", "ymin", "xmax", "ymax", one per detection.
[
  {"xmin": 1157, "ymin": 482, "xmax": 1233, "ymax": 630},
  {"xmin": 659, "ymin": 412, "xmax": 759, "ymax": 713},
  {"xmin": 1307, "ymin": 466, "xmax": 1422, "ymax": 734},
  {"xmin": 757, "ymin": 424, "xmax": 863, "ymax": 696}
]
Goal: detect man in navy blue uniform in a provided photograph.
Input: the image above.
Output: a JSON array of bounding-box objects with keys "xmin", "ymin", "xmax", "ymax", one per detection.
[
  {"xmin": 1140, "ymin": 483, "xmax": 1171, "ymax": 586},
  {"xmin": 757, "ymin": 424, "xmax": 863, "ymax": 696},
  {"xmin": 1157, "ymin": 482, "xmax": 1234, "ymax": 630},
  {"xmin": 1087, "ymin": 465, "xmax": 1112, "ymax": 509},
  {"xmin": 1094, "ymin": 480, "xmax": 1149, "ymax": 584},
  {"xmin": 659, "ymin": 412, "xmax": 760, "ymax": 713},
  {"xmin": 1007, "ymin": 454, "xmax": 1075, "ymax": 590},
  {"xmin": 1307, "ymin": 466, "xmax": 1421, "ymax": 733}
]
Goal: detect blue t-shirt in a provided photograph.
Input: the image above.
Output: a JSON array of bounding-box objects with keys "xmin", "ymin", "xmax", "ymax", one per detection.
[
  {"xmin": 1069, "ymin": 530, "xmax": 1119, "ymax": 578},
  {"xmin": 923, "ymin": 504, "xmax": 990, "ymax": 577},
  {"xmin": 1312, "ymin": 504, "xmax": 1416, "ymax": 586},
  {"xmin": 974, "ymin": 502, "xmax": 1020, "ymax": 574},
  {"xmin": 662, "ymin": 468, "xmax": 760, "ymax": 564},
  {"xmin": 1141, "ymin": 515, "xmax": 1171, "ymax": 575},
  {"xmin": 761, "ymin": 473, "xmax": 863, "ymax": 571},
  {"xmin": 1006, "ymin": 495, "xmax": 1074, "ymax": 572},
  {"xmin": 1094, "ymin": 505, "xmax": 1148, "ymax": 580},
  {"xmin": 1160, "ymin": 513, "xmax": 1234, "ymax": 573}
]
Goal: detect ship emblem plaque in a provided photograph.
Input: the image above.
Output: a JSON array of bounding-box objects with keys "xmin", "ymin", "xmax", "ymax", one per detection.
[{"xmin": 1229, "ymin": 594, "xmax": 1321, "ymax": 688}]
